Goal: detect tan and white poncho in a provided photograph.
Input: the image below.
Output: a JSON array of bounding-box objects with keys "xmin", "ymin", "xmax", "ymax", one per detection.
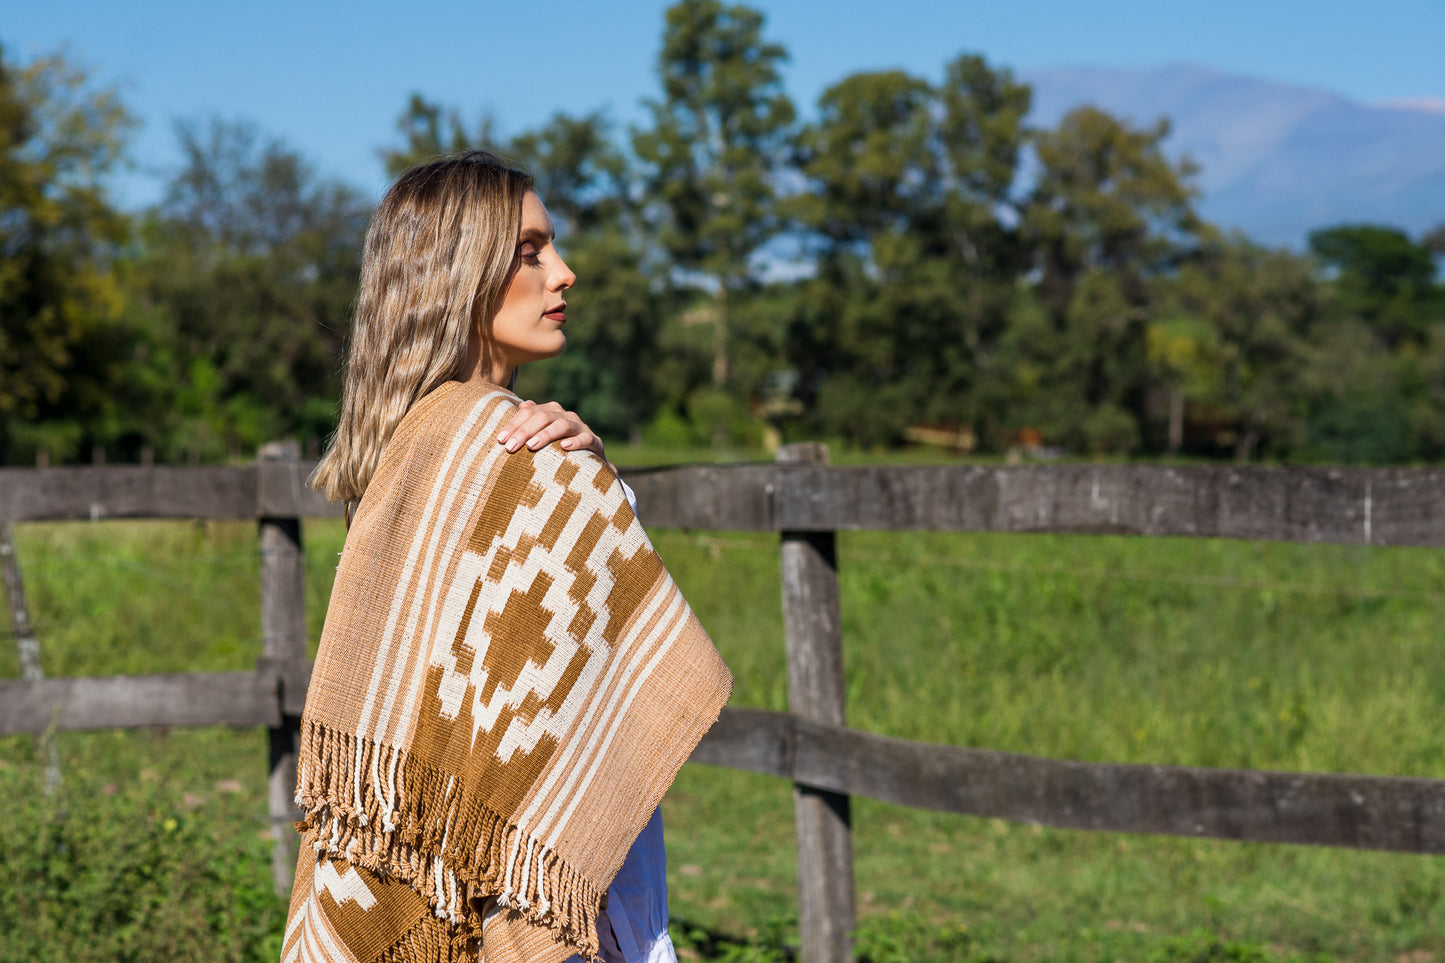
[{"xmin": 282, "ymin": 381, "xmax": 732, "ymax": 963}]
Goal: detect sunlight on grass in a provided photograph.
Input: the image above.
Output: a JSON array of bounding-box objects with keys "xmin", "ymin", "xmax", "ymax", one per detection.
[{"xmin": 2, "ymin": 516, "xmax": 1443, "ymax": 959}]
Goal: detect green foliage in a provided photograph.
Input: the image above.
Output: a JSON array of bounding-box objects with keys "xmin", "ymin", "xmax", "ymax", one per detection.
[
  {"xmin": 125, "ymin": 118, "xmax": 369, "ymax": 461},
  {"xmin": 1006, "ymin": 107, "xmax": 1209, "ymax": 454},
  {"xmin": 1153, "ymin": 236, "xmax": 1321, "ymax": 458},
  {"xmin": 0, "ymin": 730, "xmax": 284, "ymax": 963},
  {"xmin": 853, "ymin": 912, "xmax": 980, "ymax": 963},
  {"xmin": 634, "ymin": 0, "xmax": 794, "ymax": 286},
  {"xmin": 790, "ymin": 70, "xmax": 937, "ymax": 242},
  {"xmin": 1304, "ymin": 390, "xmax": 1414, "ymax": 465},
  {"xmin": 785, "ymin": 53, "xmax": 1031, "ymax": 449},
  {"xmin": 3, "ymin": 5, "xmax": 1444, "ymax": 467},
  {"xmin": 1309, "ymin": 224, "xmax": 1439, "ymax": 347},
  {"xmin": 380, "ymin": 92, "xmax": 497, "ymax": 177},
  {"xmin": 633, "ymin": 0, "xmax": 795, "ymax": 391},
  {"xmin": 1027, "ymin": 107, "xmax": 1202, "ymax": 286},
  {"xmin": 669, "ymin": 915, "xmax": 795, "ymax": 962},
  {"xmin": 0, "ymin": 45, "xmax": 134, "ymax": 464}
]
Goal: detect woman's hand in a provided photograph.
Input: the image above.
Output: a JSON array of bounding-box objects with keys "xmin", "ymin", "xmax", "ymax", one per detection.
[{"xmin": 496, "ymin": 400, "xmax": 607, "ymax": 461}]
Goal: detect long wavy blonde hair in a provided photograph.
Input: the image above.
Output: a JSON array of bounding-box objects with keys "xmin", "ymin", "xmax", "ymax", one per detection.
[{"xmin": 311, "ymin": 151, "xmax": 534, "ymax": 504}]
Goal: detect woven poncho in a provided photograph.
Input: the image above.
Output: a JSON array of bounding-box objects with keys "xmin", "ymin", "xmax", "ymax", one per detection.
[{"xmin": 282, "ymin": 381, "xmax": 733, "ymax": 963}]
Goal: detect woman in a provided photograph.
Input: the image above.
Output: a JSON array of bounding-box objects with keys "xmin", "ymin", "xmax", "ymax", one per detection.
[{"xmin": 282, "ymin": 152, "xmax": 732, "ymax": 963}]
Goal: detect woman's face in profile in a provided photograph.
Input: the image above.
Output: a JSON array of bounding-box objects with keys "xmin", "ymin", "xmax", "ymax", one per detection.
[{"xmin": 489, "ymin": 192, "xmax": 576, "ymax": 370}]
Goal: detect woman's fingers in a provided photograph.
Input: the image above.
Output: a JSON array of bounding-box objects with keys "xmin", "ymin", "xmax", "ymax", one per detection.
[
  {"xmin": 496, "ymin": 400, "xmax": 558, "ymax": 446},
  {"xmin": 496, "ymin": 400, "xmax": 605, "ymax": 457}
]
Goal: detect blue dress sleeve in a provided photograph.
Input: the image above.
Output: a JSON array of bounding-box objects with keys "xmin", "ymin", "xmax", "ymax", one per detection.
[{"xmin": 565, "ymin": 808, "xmax": 677, "ymax": 963}]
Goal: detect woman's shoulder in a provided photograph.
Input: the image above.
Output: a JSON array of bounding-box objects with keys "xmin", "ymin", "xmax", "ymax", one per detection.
[
  {"xmin": 393, "ymin": 380, "xmax": 522, "ymax": 447},
  {"xmin": 383, "ymin": 381, "xmax": 613, "ymax": 496},
  {"xmin": 357, "ymin": 381, "xmax": 518, "ymax": 503}
]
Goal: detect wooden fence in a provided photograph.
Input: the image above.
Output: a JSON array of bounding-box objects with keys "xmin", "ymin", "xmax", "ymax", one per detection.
[{"xmin": 2, "ymin": 442, "xmax": 1444, "ymax": 963}]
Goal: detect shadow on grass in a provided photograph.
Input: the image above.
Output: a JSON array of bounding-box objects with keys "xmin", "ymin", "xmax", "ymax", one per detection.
[{"xmin": 668, "ymin": 915, "xmax": 796, "ymax": 962}]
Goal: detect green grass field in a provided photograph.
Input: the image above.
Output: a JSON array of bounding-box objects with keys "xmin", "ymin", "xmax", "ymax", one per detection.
[{"xmin": 2, "ymin": 479, "xmax": 1444, "ymax": 961}]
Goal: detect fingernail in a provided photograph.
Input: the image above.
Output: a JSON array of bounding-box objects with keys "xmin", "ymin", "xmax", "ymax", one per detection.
[
  {"xmin": 507, "ymin": 439, "xmax": 521, "ymax": 452},
  {"xmin": 497, "ymin": 431, "xmax": 509, "ymax": 443},
  {"xmin": 527, "ymin": 439, "xmax": 541, "ymax": 450}
]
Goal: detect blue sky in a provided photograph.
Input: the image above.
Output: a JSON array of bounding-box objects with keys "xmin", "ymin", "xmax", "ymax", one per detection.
[{"xmin": 5, "ymin": 0, "xmax": 1443, "ymax": 207}]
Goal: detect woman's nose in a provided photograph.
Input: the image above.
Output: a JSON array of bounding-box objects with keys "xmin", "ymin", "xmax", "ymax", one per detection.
[{"xmin": 552, "ymin": 256, "xmax": 577, "ymax": 292}]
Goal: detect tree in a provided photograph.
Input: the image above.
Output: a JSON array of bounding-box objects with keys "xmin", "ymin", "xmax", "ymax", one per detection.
[
  {"xmin": 785, "ymin": 68, "xmax": 939, "ymax": 445},
  {"xmin": 790, "ymin": 70, "xmax": 937, "ymax": 245},
  {"xmin": 633, "ymin": 0, "xmax": 795, "ymax": 389},
  {"xmin": 129, "ymin": 118, "xmax": 369, "ymax": 461},
  {"xmin": 1015, "ymin": 106, "xmax": 1206, "ymax": 453},
  {"xmin": 930, "ymin": 54, "xmax": 1033, "ymax": 444},
  {"xmin": 509, "ymin": 112, "xmax": 629, "ymax": 235},
  {"xmin": 1308, "ymin": 224, "xmax": 1440, "ymax": 347},
  {"xmin": 1154, "ymin": 237, "xmax": 1319, "ymax": 459},
  {"xmin": 1423, "ymin": 223, "xmax": 1445, "ymax": 261},
  {"xmin": 0, "ymin": 45, "xmax": 134, "ymax": 464},
  {"xmin": 1300, "ymin": 224, "xmax": 1444, "ymax": 463},
  {"xmin": 785, "ymin": 55, "xmax": 1031, "ymax": 448},
  {"xmin": 380, "ymin": 93, "xmax": 498, "ymax": 177}
]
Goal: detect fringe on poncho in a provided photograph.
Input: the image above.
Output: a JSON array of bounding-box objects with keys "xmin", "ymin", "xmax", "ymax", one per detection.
[{"xmin": 281, "ymin": 381, "xmax": 733, "ymax": 963}]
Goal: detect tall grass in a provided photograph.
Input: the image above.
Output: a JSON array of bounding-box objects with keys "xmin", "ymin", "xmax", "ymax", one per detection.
[
  {"xmin": 1, "ymin": 510, "xmax": 1443, "ymax": 960},
  {"xmin": 652, "ymin": 527, "xmax": 1445, "ymax": 960}
]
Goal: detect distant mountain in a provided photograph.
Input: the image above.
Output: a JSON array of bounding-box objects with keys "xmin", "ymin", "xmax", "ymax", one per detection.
[{"xmin": 1023, "ymin": 65, "xmax": 1445, "ymax": 248}]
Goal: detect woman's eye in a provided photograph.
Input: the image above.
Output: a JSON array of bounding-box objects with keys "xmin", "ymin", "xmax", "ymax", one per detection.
[{"xmin": 518, "ymin": 244, "xmax": 542, "ymax": 265}]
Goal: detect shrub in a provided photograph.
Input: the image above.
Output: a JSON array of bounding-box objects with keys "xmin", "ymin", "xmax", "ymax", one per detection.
[{"xmin": 0, "ymin": 738, "xmax": 285, "ymax": 963}]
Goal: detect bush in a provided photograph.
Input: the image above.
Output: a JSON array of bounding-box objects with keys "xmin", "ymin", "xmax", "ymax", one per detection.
[
  {"xmin": 0, "ymin": 737, "xmax": 285, "ymax": 963},
  {"xmin": 1080, "ymin": 402, "xmax": 1142, "ymax": 455}
]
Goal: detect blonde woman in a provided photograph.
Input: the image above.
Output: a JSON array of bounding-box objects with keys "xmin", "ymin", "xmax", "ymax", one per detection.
[{"xmin": 283, "ymin": 152, "xmax": 731, "ymax": 963}]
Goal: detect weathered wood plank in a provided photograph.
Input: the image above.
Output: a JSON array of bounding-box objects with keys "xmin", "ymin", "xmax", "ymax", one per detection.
[
  {"xmin": 689, "ymin": 707, "xmax": 793, "ymax": 775},
  {"xmin": 0, "ymin": 465, "xmax": 257, "ymax": 521},
  {"xmin": 259, "ymin": 447, "xmax": 310, "ymax": 674},
  {"xmin": 2, "ymin": 462, "xmax": 1440, "ymax": 541},
  {"xmin": 619, "ymin": 464, "xmax": 775, "ymax": 530},
  {"xmin": 807, "ymin": 464, "xmax": 1445, "ymax": 545},
  {"xmin": 1, "ymin": 523, "xmax": 42, "ymax": 684},
  {"xmin": 624, "ymin": 463, "xmax": 1445, "ymax": 545},
  {"xmin": 690, "ymin": 709, "xmax": 1445, "ymax": 854},
  {"xmin": 2, "ymin": 522, "xmax": 61, "ymax": 793},
  {"xmin": 257, "ymin": 458, "xmax": 344, "ymax": 518},
  {"xmin": 0, "ymin": 672, "xmax": 281, "ymax": 734},
  {"xmin": 257, "ymin": 441, "xmax": 310, "ymax": 894},
  {"xmin": 0, "ymin": 461, "xmax": 345, "ymax": 522},
  {"xmin": 777, "ymin": 443, "xmax": 854, "ymax": 963}
]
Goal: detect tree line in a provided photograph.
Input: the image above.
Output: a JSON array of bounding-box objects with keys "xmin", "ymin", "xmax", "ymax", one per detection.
[{"xmin": 3, "ymin": 0, "xmax": 1443, "ymax": 467}]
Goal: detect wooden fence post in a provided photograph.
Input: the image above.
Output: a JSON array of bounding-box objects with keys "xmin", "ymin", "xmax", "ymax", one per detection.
[
  {"xmin": 258, "ymin": 441, "xmax": 307, "ymax": 894},
  {"xmin": 2, "ymin": 522, "xmax": 60, "ymax": 795},
  {"xmin": 778, "ymin": 443, "xmax": 856, "ymax": 963}
]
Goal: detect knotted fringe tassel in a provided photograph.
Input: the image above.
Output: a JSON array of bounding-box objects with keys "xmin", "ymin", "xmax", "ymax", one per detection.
[
  {"xmin": 295, "ymin": 720, "xmax": 604, "ymax": 961},
  {"xmin": 377, "ymin": 912, "xmax": 475, "ymax": 963}
]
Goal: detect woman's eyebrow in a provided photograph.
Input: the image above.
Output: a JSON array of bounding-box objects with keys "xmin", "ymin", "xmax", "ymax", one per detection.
[{"xmin": 517, "ymin": 226, "xmax": 555, "ymax": 244}]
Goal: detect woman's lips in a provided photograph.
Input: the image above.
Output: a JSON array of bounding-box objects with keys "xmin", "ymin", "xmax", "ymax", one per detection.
[{"xmin": 544, "ymin": 305, "xmax": 566, "ymax": 322}]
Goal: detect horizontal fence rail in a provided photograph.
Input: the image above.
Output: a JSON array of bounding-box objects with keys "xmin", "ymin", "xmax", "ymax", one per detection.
[
  {"xmin": 6, "ymin": 461, "xmax": 1445, "ymax": 545},
  {"xmin": 6, "ymin": 692, "xmax": 1437, "ymax": 857},
  {"xmin": 623, "ymin": 463, "xmax": 1445, "ymax": 545},
  {"xmin": 0, "ymin": 671, "xmax": 282, "ymax": 732},
  {"xmin": 0, "ymin": 462, "xmax": 342, "ymax": 523},
  {"xmin": 694, "ymin": 708, "xmax": 1445, "ymax": 855}
]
